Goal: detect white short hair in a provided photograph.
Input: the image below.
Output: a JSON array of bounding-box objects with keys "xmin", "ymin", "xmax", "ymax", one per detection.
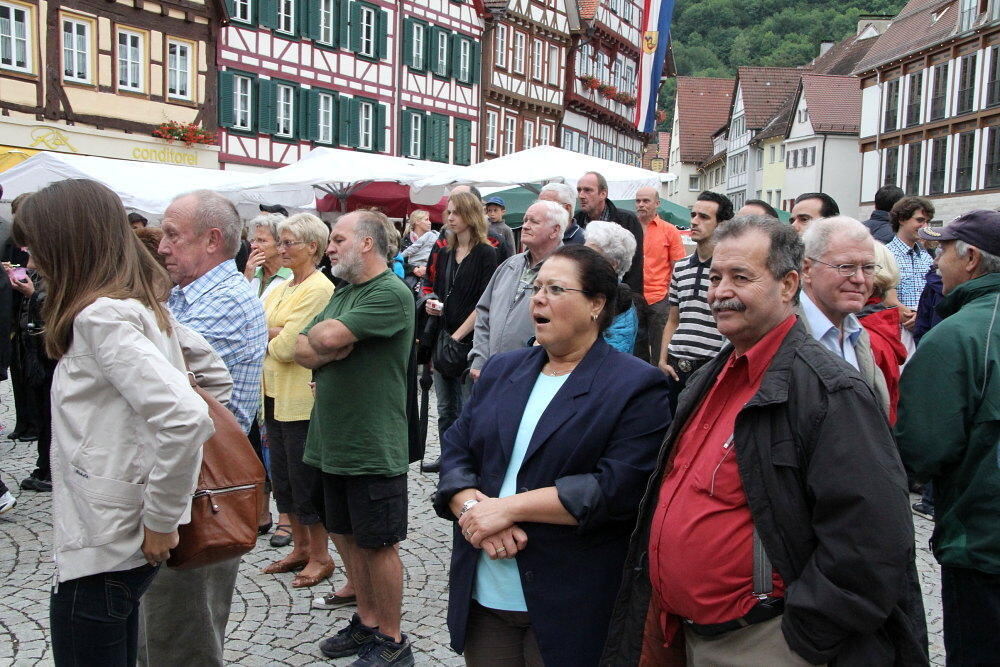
[
  {"xmin": 539, "ymin": 182, "xmax": 576, "ymax": 208},
  {"xmin": 802, "ymin": 216, "xmax": 872, "ymax": 259},
  {"xmin": 584, "ymin": 220, "xmax": 635, "ymax": 278},
  {"xmin": 529, "ymin": 200, "xmax": 570, "ymax": 236}
]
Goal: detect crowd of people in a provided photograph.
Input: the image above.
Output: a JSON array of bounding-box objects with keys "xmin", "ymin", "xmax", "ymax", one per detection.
[{"xmin": 0, "ymin": 172, "xmax": 998, "ymax": 667}]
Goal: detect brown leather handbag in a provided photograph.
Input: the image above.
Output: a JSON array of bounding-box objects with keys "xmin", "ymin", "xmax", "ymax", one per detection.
[{"xmin": 167, "ymin": 379, "xmax": 266, "ymax": 570}]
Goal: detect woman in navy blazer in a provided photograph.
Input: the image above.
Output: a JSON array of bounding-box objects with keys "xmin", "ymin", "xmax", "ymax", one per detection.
[{"xmin": 434, "ymin": 246, "xmax": 671, "ymax": 666}]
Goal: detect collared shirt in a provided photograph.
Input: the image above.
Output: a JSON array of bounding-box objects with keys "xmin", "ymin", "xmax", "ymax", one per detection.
[
  {"xmin": 250, "ymin": 265, "xmax": 292, "ymax": 300},
  {"xmin": 799, "ymin": 290, "xmax": 862, "ymax": 370},
  {"xmin": 648, "ymin": 315, "xmax": 796, "ymax": 643},
  {"xmin": 168, "ymin": 260, "xmax": 267, "ymax": 433},
  {"xmin": 643, "ymin": 216, "xmax": 687, "ymax": 304},
  {"xmin": 886, "ymin": 236, "xmax": 934, "ymax": 309},
  {"xmin": 667, "ymin": 252, "xmax": 727, "ymax": 361}
]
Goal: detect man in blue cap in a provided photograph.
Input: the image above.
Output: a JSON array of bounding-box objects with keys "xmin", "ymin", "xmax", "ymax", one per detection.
[
  {"xmin": 484, "ymin": 196, "xmax": 515, "ymax": 258},
  {"xmin": 896, "ymin": 209, "xmax": 1000, "ymax": 665}
]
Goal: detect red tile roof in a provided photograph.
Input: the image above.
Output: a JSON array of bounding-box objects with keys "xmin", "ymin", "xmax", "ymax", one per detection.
[
  {"xmin": 578, "ymin": 0, "xmax": 599, "ymax": 20},
  {"xmin": 854, "ymin": 0, "xmax": 959, "ymax": 74},
  {"xmin": 658, "ymin": 131, "xmax": 671, "ymax": 154},
  {"xmin": 675, "ymin": 76, "xmax": 734, "ymax": 164},
  {"xmin": 736, "ymin": 66, "xmax": 804, "ymax": 130},
  {"xmin": 800, "ymin": 74, "xmax": 862, "ymax": 134},
  {"xmin": 810, "ymin": 33, "xmax": 879, "ymax": 76},
  {"xmin": 754, "ymin": 93, "xmax": 796, "ymax": 143}
]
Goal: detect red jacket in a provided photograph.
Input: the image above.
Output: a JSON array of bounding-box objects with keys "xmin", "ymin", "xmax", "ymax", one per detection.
[{"xmin": 859, "ymin": 301, "xmax": 907, "ymax": 424}]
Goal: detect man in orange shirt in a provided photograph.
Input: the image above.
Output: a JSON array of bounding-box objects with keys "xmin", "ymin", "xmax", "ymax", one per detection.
[{"xmin": 634, "ymin": 186, "xmax": 687, "ymax": 363}]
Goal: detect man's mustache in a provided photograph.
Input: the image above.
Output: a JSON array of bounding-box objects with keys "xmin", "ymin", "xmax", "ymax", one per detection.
[{"xmin": 711, "ymin": 298, "xmax": 747, "ymax": 313}]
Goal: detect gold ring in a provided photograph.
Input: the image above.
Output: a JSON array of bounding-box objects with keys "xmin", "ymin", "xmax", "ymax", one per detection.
[{"xmin": 496, "ymin": 547, "xmax": 506, "ymax": 553}]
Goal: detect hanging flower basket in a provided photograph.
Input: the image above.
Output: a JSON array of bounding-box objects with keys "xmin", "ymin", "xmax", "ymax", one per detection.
[
  {"xmin": 578, "ymin": 75, "xmax": 601, "ymax": 90},
  {"xmin": 598, "ymin": 84, "xmax": 617, "ymax": 99},
  {"xmin": 152, "ymin": 121, "xmax": 217, "ymax": 147},
  {"xmin": 614, "ymin": 92, "xmax": 637, "ymax": 106},
  {"xmin": 656, "ymin": 109, "xmax": 668, "ymax": 124}
]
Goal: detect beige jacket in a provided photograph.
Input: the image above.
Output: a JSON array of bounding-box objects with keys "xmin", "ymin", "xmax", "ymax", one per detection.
[{"xmin": 51, "ymin": 298, "xmax": 227, "ymax": 583}]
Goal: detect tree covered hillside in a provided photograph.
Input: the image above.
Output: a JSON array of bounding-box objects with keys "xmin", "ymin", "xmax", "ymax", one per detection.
[{"xmin": 657, "ymin": 0, "xmax": 905, "ymax": 128}]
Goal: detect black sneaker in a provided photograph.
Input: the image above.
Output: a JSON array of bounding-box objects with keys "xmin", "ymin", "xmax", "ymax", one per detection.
[
  {"xmin": 319, "ymin": 613, "xmax": 378, "ymax": 659},
  {"xmin": 348, "ymin": 632, "xmax": 414, "ymax": 667},
  {"xmin": 912, "ymin": 501, "xmax": 935, "ymax": 521},
  {"xmin": 20, "ymin": 471, "xmax": 52, "ymax": 492}
]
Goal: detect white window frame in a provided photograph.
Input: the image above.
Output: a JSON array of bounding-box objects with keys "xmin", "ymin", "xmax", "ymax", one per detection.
[
  {"xmin": 318, "ymin": 0, "xmax": 335, "ymax": 44},
  {"xmin": 275, "ymin": 83, "xmax": 295, "ymax": 137},
  {"xmin": 547, "ymin": 45, "xmax": 559, "ymax": 85},
  {"xmin": 318, "ymin": 92, "xmax": 334, "ymax": 144},
  {"xmin": 234, "ymin": 0, "xmax": 252, "ymax": 22},
  {"xmin": 523, "ymin": 120, "xmax": 535, "ymax": 149},
  {"xmin": 117, "ymin": 29, "xmax": 143, "ymax": 92},
  {"xmin": 358, "ymin": 101, "xmax": 374, "ymax": 150},
  {"xmin": 958, "ymin": 0, "xmax": 977, "ymax": 30},
  {"xmin": 411, "ymin": 22, "xmax": 424, "ymax": 66},
  {"xmin": 167, "ymin": 39, "xmax": 192, "ymax": 100},
  {"xmin": 512, "ymin": 31, "xmax": 525, "ymax": 74},
  {"xmin": 359, "ymin": 5, "xmax": 376, "ymax": 58},
  {"xmin": 277, "ymin": 0, "xmax": 295, "ymax": 34},
  {"xmin": 540, "ymin": 124, "xmax": 550, "ymax": 146},
  {"xmin": 0, "ymin": 2, "xmax": 31, "ymax": 73},
  {"xmin": 532, "ymin": 39, "xmax": 543, "ymax": 80},
  {"xmin": 408, "ymin": 112, "xmax": 422, "ymax": 158},
  {"xmin": 504, "ymin": 115, "xmax": 517, "ymax": 154},
  {"xmin": 486, "ymin": 110, "xmax": 498, "ymax": 154},
  {"xmin": 459, "ymin": 38, "xmax": 471, "ymax": 82},
  {"xmin": 495, "ymin": 24, "xmax": 507, "ymax": 69},
  {"xmin": 436, "ymin": 30, "xmax": 448, "ymax": 75},
  {"xmin": 62, "ymin": 17, "xmax": 91, "ymax": 84},
  {"xmin": 233, "ymin": 75, "xmax": 253, "ymax": 131}
]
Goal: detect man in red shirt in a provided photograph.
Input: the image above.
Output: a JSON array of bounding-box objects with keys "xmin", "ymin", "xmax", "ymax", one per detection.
[
  {"xmin": 634, "ymin": 186, "xmax": 687, "ymax": 363},
  {"xmin": 604, "ymin": 215, "xmax": 926, "ymax": 665}
]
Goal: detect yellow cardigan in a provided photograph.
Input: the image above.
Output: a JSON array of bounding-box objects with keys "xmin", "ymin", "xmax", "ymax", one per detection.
[{"xmin": 262, "ymin": 271, "xmax": 335, "ymax": 422}]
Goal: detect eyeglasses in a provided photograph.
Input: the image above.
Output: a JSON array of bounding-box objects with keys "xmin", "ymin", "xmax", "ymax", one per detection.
[
  {"xmin": 276, "ymin": 240, "xmax": 307, "ymax": 248},
  {"xmin": 809, "ymin": 257, "xmax": 881, "ymax": 277},
  {"xmin": 530, "ymin": 284, "xmax": 589, "ymax": 297}
]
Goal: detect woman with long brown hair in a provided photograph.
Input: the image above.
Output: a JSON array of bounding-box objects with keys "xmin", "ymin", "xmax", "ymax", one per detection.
[{"xmin": 13, "ymin": 179, "xmax": 217, "ymax": 666}]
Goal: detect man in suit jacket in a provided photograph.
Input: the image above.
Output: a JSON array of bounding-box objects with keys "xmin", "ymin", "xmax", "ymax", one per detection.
[{"xmin": 798, "ymin": 216, "xmax": 890, "ymax": 415}]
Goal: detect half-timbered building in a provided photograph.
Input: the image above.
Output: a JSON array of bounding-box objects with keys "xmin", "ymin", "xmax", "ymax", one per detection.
[
  {"xmin": 564, "ymin": 0, "xmax": 644, "ymax": 165},
  {"xmin": 0, "ymin": 0, "xmax": 221, "ymax": 171},
  {"xmin": 477, "ymin": 0, "xmax": 570, "ymax": 158}
]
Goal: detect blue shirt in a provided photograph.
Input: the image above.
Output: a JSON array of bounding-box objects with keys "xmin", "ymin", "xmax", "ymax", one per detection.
[
  {"xmin": 473, "ymin": 372, "xmax": 569, "ymax": 612},
  {"xmin": 800, "ymin": 290, "xmax": 862, "ymax": 370},
  {"xmin": 168, "ymin": 260, "xmax": 267, "ymax": 433},
  {"xmin": 887, "ymin": 237, "xmax": 934, "ymax": 309}
]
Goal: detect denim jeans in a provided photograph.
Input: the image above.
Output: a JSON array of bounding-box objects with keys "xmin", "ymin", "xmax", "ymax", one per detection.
[
  {"xmin": 50, "ymin": 564, "xmax": 158, "ymax": 666},
  {"xmin": 434, "ymin": 370, "xmax": 470, "ymax": 442}
]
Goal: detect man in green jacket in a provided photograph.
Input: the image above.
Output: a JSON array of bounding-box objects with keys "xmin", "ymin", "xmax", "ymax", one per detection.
[{"xmin": 896, "ymin": 209, "xmax": 1000, "ymax": 666}]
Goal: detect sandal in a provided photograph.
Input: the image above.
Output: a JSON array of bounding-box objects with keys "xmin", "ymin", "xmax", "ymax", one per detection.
[
  {"xmin": 292, "ymin": 561, "xmax": 335, "ymax": 588},
  {"xmin": 262, "ymin": 557, "xmax": 309, "ymax": 574},
  {"xmin": 269, "ymin": 524, "xmax": 293, "ymax": 548}
]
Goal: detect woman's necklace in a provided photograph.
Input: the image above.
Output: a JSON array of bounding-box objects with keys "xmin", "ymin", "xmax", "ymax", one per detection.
[{"xmin": 542, "ymin": 363, "xmax": 578, "ymax": 377}]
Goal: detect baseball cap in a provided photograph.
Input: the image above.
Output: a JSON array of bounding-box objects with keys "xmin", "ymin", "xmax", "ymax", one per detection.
[
  {"xmin": 483, "ymin": 196, "xmax": 506, "ymax": 208},
  {"xmin": 918, "ymin": 210, "xmax": 1000, "ymax": 256}
]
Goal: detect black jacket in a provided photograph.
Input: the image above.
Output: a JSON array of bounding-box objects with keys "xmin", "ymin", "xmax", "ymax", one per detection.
[
  {"xmin": 574, "ymin": 200, "xmax": 644, "ymax": 302},
  {"xmin": 430, "ymin": 242, "xmax": 498, "ymax": 341},
  {"xmin": 864, "ymin": 210, "xmax": 894, "ymax": 244},
  {"xmin": 602, "ymin": 321, "xmax": 928, "ymax": 666}
]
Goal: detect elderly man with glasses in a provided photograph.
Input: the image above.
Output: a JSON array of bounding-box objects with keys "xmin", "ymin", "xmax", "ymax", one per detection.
[{"xmin": 798, "ymin": 216, "xmax": 890, "ymax": 415}]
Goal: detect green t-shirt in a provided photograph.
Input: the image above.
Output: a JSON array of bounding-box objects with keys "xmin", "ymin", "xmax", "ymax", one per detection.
[{"xmin": 301, "ymin": 270, "xmax": 415, "ymax": 476}]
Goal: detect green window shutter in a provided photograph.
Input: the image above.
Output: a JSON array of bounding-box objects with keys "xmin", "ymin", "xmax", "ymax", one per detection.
[
  {"xmin": 259, "ymin": 0, "xmax": 278, "ymax": 30},
  {"xmin": 349, "ymin": 2, "xmax": 362, "ymax": 53},
  {"xmin": 297, "ymin": 87, "xmax": 310, "ymax": 140},
  {"xmin": 338, "ymin": 95, "xmax": 353, "ymax": 145},
  {"xmin": 223, "ymin": 0, "xmax": 236, "ymax": 19},
  {"xmin": 449, "ymin": 33, "xmax": 461, "ymax": 80},
  {"xmin": 471, "ymin": 41, "xmax": 481, "ymax": 84},
  {"xmin": 339, "ymin": 0, "xmax": 352, "ymax": 49},
  {"xmin": 377, "ymin": 9, "xmax": 389, "ymax": 60},
  {"xmin": 375, "ymin": 103, "xmax": 387, "ymax": 151},
  {"xmin": 429, "ymin": 113, "xmax": 448, "ymax": 162},
  {"xmin": 301, "ymin": 0, "xmax": 317, "ymax": 40},
  {"xmin": 402, "ymin": 19, "xmax": 415, "ymax": 68},
  {"xmin": 256, "ymin": 79, "xmax": 275, "ymax": 135},
  {"xmin": 431, "ymin": 27, "xmax": 447, "ymax": 77},
  {"xmin": 454, "ymin": 118, "xmax": 471, "ymax": 165},
  {"xmin": 400, "ymin": 110, "xmax": 412, "ymax": 156},
  {"xmin": 218, "ymin": 70, "xmax": 235, "ymax": 128},
  {"xmin": 348, "ymin": 97, "xmax": 361, "ymax": 148},
  {"xmin": 307, "ymin": 88, "xmax": 323, "ymax": 142}
]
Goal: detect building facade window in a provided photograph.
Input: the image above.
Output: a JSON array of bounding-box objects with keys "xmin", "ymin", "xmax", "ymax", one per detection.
[
  {"xmin": 406, "ymin": 112, "xmax": 422, "ymax": 158},
  {"xmin": 358, "ymin": 100, "xmax": 375, "ymax": 150},
  {"xmin": 495, "ymin": 24, "xmax": 507, "ymax": 69},
  {"xmin": 358, "ymin": 5, "xmax": 376, "ymax": 58},
  {"xmin": 233, "ymin": 75, "xmax": 252, "ymax": 130},
  {"xmin": 62, "ymin": 17, "xmax": 91, "ymax": 83},
  {"xmin": 434, "ymin": 29, "xmax": 449, "ymax": 76},
  {"xmin": 930, "ymin": 65, "xmax": 948, "ymax": 120},
  {"xmin": 540, "ymin": 124, "xmax": 550, "ymax": 146},
  {"xmin": 547, "ymin": 45, "xmax": 559, "ymax": 84},
  {"xmin": 988, "ymin": 46, "xmax": 1000, "ymax": 108},
  {"xmin": 954, "ymin": 131, "xmax": 975, "ymax": 191},
  {"xmin": 167, "ymin": 40, "xmax": 192, "ymax": 99},
  {"xmin": 318, "ymin": 0, "xmax": 335, "ymax": 44},
  {"xmin": 523, "ymin": 120, "xmax": 534, "ymax": 149},
  {"xmin": 905, "ymin": 142, "xmax": 922, "ymax": 195},
  {"xmin": 117, "ymin": 30, "xmax": 143, "ymax": 92},
  {"xmin": 688, "ymin": 175, "xmax": 700, "ymax": 191},
  {"xmin": 884, "ymin": 146, "xmax": 899, "ymax": 186},
  {"xmin": 958, "ymin": 0, "xmax": 977, "ymax": 31},
  {"xmin": 277, "ymin": 0, "xmax": 295, "ymax": 34},
  {"xmin": 504, "ymin": 115, "xmax": 516, "ymax": 154},
  {"xmin": 956, "ymin": 54, "xmax": 976, "ymax": 114},
  {"xmin": 512, "ymin": 31, "xmax": 525, "ymax": 74},
  {"xmin": 883, "ymin": 78, "xmax": 900, "ymax": 132},
  {"xmin": 986, "ymin": 127, "xmax": 1000, "ymax": 189},
  {"xmin": 486, "ymin": 110, "xmax": 498, "ymax": 154},
  {"xmin": 0, "ymin": 2, "xmax": 30, "ymax": 72},
  {"xmin": 906, "ymin": 71, "xmax": 923, "ymax": 127},
  {"xmin": 929, "ymin": 136, "xmax": 947, "ymax": 194},
  {"xmin": 275, "ymin": 83, "xmax": 295, "ymax": 137},
  {"xmin": 318, "ymin": 92, "xmax": 334, "ymax": 144},
  {"xmin": 233, "ymin": 0, "xmax": 252, "ymax": 23},
  {"xmin": 410, "ymin": 22, "xmax": 424, "ymax": 67},
  {"xmin": 532, "ymin": 39, "xmax": 543, "ymax": 80},
  {"xmin": 458, "ymin": 38, "xmax": 471, "ymax": 82}
]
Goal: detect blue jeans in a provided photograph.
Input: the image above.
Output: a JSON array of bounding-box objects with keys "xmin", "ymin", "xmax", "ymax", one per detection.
[
  {"xmin": 51, "ymin": 564, "xmax": 158, "ymax": 666},
  {"xmin": 434, "ymin": 370, "xmax": 470, "ymax": 442}
]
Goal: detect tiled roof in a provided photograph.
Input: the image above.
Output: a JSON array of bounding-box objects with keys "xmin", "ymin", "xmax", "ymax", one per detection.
[
  {"xmin": 810, "ymin": 33, "xmax": 879, "ymax": 75},
  {"xmin": 800, "ymin": 74, "xmax": 862, "ymax": 134},
  {"xmin": 736, "ymin": 66, "xmax": 804, "ymax": 130},
  {"xmin": 658, "ymin": 132, "xmax": 671, "ymax": 154},
  {"xmin": 754, "ymin": 93, "xmax": 796, "ymax": 142},
  {"xmin": 703, "ymin": 148, "xmax": 727, "ymax": 167},
  {"xmin": 578, "ymin": 0, "xmax": 599, "ymax": 20},
  {"xmin": 854, "ymin": 0, "xmax": 959, "ymax": 74},
  {"xmin": 675, "ymin": 76, "xmax": 734, "ymax": 164}
]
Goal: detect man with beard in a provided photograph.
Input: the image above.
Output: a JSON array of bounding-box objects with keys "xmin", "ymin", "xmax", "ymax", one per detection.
[{"xmin": 295, "ymin": 211, "xmax": 416, "ymax": 666}]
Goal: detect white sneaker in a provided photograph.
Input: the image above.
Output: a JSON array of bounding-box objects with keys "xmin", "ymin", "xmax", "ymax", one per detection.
[{"xmin": 0, "ymin": 491, "xmax": 15, "ymax": 514}]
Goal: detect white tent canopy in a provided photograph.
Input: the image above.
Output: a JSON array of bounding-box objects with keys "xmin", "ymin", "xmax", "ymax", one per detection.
[
  {"xmin": 413, "ymin": 145, "xmax": 676, "ymax": 201},
  {"xmin": 219, "ymin": 147, "xmax": 465, "ymax": 206},
  {"xmin": 0, "ymin": 151, "xmax": 312, "ymax": 215}
]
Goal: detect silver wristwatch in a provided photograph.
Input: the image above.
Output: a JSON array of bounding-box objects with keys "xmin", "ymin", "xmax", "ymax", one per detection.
[{"xmin": 459, "ymin": 499, "xmax": 479, "ymax": 518}]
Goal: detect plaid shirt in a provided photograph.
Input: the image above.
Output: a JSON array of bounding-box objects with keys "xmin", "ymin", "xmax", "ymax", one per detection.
[
  {"xmin": 168, "ymin": 260, "xmax": 267, "ymax": 433},
  {"xmin": 887, "ymin": 237, "xmax": 934, "ymax": 309}
]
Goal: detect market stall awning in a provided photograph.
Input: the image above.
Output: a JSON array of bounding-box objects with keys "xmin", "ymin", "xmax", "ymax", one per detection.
[{"xmin": 414, "ymin": 145, "xmax": 676, "ymax": 201}]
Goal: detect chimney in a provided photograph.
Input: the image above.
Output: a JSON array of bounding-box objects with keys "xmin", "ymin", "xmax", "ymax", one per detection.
[{"xmin": 818, "ymin": 41, "xmax": 834, "ymax": 57}]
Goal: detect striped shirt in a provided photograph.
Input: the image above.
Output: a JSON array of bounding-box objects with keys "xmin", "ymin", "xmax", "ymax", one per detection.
[
  {"xmin": 886, "ymin": 237, "xmax": 934, "ymax": 309},
  {"xmin": 667, "ymin": 253, "xmax": 727, "ymax": 361},
  {"xmin": 168, "ymin": 259, "xmax": 268, "ymax": 433}
]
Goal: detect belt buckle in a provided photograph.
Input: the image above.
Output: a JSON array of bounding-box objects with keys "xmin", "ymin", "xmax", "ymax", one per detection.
[{"xmin": 677, "ymin": 359, "xmax": 693, "ymax": 373}]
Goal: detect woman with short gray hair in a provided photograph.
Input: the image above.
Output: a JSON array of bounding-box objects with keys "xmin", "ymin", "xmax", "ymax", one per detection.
[
  {"xmin": 585, "ymin": 221, "xmax": 639, "ymax": 353},
  {"xmin": 245, "ymin": 212, "xmax": 292, "ymax": 301}
]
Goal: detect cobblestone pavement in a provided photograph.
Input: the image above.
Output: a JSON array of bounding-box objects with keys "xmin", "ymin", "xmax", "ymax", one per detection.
[{"xmin": 0, "ymin": 379, "xmax": 944, "ymax": 665}]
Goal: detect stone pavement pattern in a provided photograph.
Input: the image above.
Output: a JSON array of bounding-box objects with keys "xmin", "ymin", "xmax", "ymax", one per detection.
[{"xmin": 0, "ymin": 378, "xmax": 945, "ymax": 665}]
